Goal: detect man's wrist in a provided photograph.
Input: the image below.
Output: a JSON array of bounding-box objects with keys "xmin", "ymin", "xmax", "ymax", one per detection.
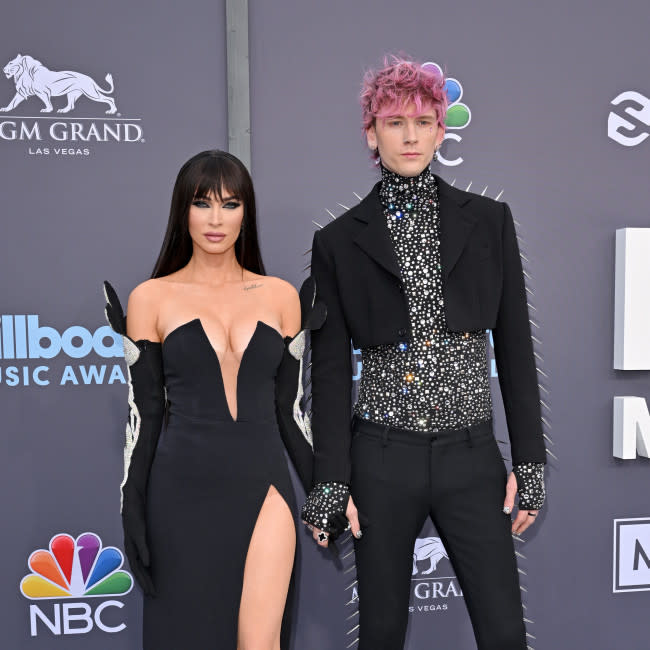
[
  {"xmin": 301, "ymin": 482, "xmax": 349, "ymax": 530},
  {"xmin": 513, "ymin": 462, "xmax": 545, "ymax": 510}
]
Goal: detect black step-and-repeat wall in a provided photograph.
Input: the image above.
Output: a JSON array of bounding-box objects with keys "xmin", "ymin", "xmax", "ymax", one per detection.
[{"xmin": 2, "ymin": 1, "xmax": 649, "ymax": 648}]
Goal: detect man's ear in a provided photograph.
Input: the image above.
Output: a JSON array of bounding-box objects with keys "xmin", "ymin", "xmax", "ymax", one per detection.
[
  {"xmin": 436, "ymin": 126, "xmax": 446, "ymax": 149},
  {"xmin": 366, "ymin": 124, "xmax": 377, "ymax": 151}
]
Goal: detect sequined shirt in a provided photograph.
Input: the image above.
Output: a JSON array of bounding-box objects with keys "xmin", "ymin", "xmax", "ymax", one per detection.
[
  {"xmin": 349, "ymin": 166, "xmax": 545, "ymax": 508},
  {"xmin": 354, "ymin": 166, "xmax": 493, "ymax": 432}
]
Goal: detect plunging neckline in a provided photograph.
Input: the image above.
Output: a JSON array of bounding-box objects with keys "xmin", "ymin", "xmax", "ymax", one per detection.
[{"xmin": 162, "ymin": 318, "xmax": 283, "ymax": 422}]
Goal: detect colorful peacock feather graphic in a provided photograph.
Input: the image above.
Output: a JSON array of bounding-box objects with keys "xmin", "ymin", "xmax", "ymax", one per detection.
[
  {"xmin": 20, "ymin": 532, "xmax": 133, "ymax": 600},
  {"xmin": 422, "ymin": 62, "xmax": 472, "ymax": 129}
]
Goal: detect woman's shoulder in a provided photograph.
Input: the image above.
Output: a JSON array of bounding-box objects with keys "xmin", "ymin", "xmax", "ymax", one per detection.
[
  {"xmin": 261, "ymin": 275, "xmax": 299, "ymax": 302},
  {"xmin": 124, "ymin": 279, "xmax": 168, "ymax": 341},
  {"xmin": 262, "ymin": 276, "xmax": 300, "ymax": 335},
  {"xmin": 128, "ymin": 277, "xmax": 168, "ymax": 307},
  {"xmin": 127, "ymin": 277, "xmax": 180, "ymax": 322}
]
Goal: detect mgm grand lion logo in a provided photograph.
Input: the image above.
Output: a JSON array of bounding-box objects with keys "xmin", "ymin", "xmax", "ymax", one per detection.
[
  {"xmin": 412, "ymin": 536, "xmax": 449, "ymax": 575},
  {"xmin": 410, "ymin": 537, "xmax": 461, "ymax": 612},
  {"xmin": 0, "ymin": 54, "xmax": 117, "ymax": 114}
]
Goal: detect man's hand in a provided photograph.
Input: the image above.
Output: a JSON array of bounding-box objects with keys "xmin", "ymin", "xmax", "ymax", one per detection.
[
  {"xmin": 503, "ymin": 471, "xmax": 539, "ymax": 535},
  {"xmin": 304, "ymin": 495, "xmax": 362, "ymax": 548}
]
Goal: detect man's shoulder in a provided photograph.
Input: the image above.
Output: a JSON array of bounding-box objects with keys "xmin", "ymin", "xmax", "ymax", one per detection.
[
  {"xmin": 316, "ymin": 205, "xmax": 360, "ymax": 240},
  {"xmin": 315, "ymin": 182, "xmax": 380, "ymax": 244},
  {"xmin": 436, "ymin": 175, "xmax": 505, "ymax": 217}
]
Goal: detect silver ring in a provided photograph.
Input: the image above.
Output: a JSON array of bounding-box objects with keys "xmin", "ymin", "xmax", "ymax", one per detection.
[
  {"xmin": 355, "ymin": 530, "xmax": 363, "ymax": 539},
  {"xmin": 318, "ymin": 531, "xmax": 329, "ymax": 543},
  {"xmin": 503, "ymin": 506, "xmax": 512, "ymax": 515}
]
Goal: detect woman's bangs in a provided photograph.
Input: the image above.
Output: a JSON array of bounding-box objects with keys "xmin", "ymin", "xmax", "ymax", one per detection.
[{"xmin": 192, "ymin": 158, "xmax": 245, "ymax": 202}]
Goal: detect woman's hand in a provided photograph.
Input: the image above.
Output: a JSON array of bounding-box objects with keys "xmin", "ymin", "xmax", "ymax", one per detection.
[{"xmin": 503, "ymin": 471, "xmax": 539, "ymax": 535}]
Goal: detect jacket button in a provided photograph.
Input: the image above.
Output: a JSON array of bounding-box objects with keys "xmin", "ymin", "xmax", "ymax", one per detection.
[{"xmin": 398, "ymin": 328, "xmax": 407, "ymax": 337}]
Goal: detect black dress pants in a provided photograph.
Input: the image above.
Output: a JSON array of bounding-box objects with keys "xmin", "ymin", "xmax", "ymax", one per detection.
[{"xmin": 350, "ymin": 417, "xmax": 527, "ymax": 650}]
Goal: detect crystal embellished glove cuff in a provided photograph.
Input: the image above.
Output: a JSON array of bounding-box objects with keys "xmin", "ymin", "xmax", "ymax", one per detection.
[
  {"xmin": 513, "ymin": 462, "xmax": 545, "ymax": 510},
  {"xmin": 301, "ymin": 481, "xmax": 349, "ymax": 535}
]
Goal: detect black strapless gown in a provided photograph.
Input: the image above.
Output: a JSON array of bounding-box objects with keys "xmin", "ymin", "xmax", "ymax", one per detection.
[{"xmin": 143, "ymin": 318, "xmax": 296, "ymax": 649}]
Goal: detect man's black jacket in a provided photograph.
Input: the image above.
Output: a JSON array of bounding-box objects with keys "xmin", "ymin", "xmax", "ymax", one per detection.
[{"xmin": 309, "ymin": 175, "xmax": 546, "ymax": 484}]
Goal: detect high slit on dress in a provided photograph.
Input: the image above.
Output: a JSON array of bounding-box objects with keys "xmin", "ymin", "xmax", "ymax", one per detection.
[{"xmin": 143, "ymin": 318, "xmax": 297, "ymax": 649}]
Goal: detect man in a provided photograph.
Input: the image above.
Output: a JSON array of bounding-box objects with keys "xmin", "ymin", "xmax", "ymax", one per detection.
[{"xmin": 301, "ymin": 56, "xmax": 546, "ymax": 650}]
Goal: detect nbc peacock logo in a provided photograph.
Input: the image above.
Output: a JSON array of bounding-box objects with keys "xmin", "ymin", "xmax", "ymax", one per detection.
[
  {"xmin": 20, "ymin": 532, "xmax": 133, "ymax": 637},
  {"xmin": 422, "ymin": 61, "xmax": 472, "ymax": 129},
  {"xmin": 21, "ymin": 532, "xmax": 133, "ymax": 599},
  {"xmin": 423, "ymin": 62, "xmax": 472, "ymax": 167}
]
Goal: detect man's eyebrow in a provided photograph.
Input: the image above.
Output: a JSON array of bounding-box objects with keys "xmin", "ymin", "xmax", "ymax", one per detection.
[{"xmin": 384, "ymin": 112, "xmax": 436, "ymax": 120}]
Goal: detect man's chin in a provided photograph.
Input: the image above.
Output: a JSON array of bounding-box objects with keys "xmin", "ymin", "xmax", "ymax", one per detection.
[{"xmin": 385, "ymin": 159, "xmax": 431, "ymax": 177}]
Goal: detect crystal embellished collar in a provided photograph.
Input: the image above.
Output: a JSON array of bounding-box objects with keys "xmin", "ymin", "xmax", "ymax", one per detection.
[
  {"xmin": 378, "ymin": 164, "xmax": 437, "ymax": 223},
  {"xmin": 379, "ymin": 165, "xmax": 436, "ymax": 209}
]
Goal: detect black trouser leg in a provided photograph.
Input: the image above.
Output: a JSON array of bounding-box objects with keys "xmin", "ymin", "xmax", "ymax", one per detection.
[
  {"xmin": 350, "ymin": 419, "xmax": 527, "ymax": 650},
  {"xmin": 350, "ymin": 427, "xmax": 430, "ymax": 650},
  {"xmin": 430, "ymin": 430, "xmax": 527, "ymax": 650}
]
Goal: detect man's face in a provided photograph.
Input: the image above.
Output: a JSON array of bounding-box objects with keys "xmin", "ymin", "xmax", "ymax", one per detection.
[{"xmin": 366, "ymin": 103, "xmax": 445, "ymax": 177}]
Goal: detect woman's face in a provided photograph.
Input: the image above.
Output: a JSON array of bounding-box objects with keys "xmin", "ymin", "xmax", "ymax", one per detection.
[{"xmin": 188, "ymin": 188, "xmax": 244, "ymax": 257}]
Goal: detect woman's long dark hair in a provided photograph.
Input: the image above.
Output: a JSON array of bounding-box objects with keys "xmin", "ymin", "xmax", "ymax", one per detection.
[{"xmin": 151, "ymin": 150, "xmax": 265, "ymax": 278}]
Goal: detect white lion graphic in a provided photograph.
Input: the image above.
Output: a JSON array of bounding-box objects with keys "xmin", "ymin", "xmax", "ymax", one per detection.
[
  {"xmin": 0, "ymin": 54, "xmax": 117, "ymax": 114},
  {"xmin": 412, "ymin": 537, "xmax": 449, "ymax": 575}
]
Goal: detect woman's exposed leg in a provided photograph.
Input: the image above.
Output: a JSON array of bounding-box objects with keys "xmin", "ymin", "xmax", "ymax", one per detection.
[{"xmin": 238, "ymin": 485, "xmax": 296, "ymax": 650}]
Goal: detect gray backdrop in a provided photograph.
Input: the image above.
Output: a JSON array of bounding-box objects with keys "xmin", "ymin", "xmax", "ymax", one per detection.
[
  {"xmin": 0, "ymin": 1, "xmax": 227, "ymax": 647},
  {"xmin": 2, "ymin": 1, "xmax": 650, "ymax": 648}
]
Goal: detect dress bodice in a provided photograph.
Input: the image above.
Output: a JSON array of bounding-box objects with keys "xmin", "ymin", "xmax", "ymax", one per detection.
[{"xmin": 162, "ymin": 319, "xmax": 284, "ymax": 423}]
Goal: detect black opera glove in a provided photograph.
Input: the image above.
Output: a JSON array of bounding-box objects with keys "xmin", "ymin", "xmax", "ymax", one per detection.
[
  {"xmin": 104, "ymin": 281, "xmax": 166, "ymax": 597},
  {"xmin": 275, "ymin": 276, "xmax": 327, "ymax": 493},
  {"xmin": 301, "ymin": 481, "xmax": 350, "ymax": 540},
  {"xmin": 513, "ymin": 462, "xmax": 545, "ymax": 511},
  {"xmin": 275, "ymin": 342, "xmax": 314, "ymax": 493}
]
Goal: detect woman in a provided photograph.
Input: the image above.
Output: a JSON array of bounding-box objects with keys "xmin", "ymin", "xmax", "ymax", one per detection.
[{"xmin": 104, "ymin": 150, "xmax": 319, "ymax": 649}]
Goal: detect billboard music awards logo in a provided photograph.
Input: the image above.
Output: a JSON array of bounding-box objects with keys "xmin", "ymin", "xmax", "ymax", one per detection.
[
  {"xmin": 0, "ymin": 314, "xmax": 125, "ymax": 387},
  {"xmin": 607, "ymin": 90, "xmax": 650, "ymax": 147},
  {"xmin": 0, "ymin": 53, "xmax": 145, "ymax": 156},
  {"xmin": 423, "ymin": 62, "xmax": 472, "ymax": 168},
  {"xmin": 20, "ymin": 532, "xmax": 133, "ymax": 637}
]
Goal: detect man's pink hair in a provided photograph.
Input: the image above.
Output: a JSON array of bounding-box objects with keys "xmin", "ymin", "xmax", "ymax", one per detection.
[{"xmin": 360, "ymin": 55, "xmax": 447, "ymax": 132}]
